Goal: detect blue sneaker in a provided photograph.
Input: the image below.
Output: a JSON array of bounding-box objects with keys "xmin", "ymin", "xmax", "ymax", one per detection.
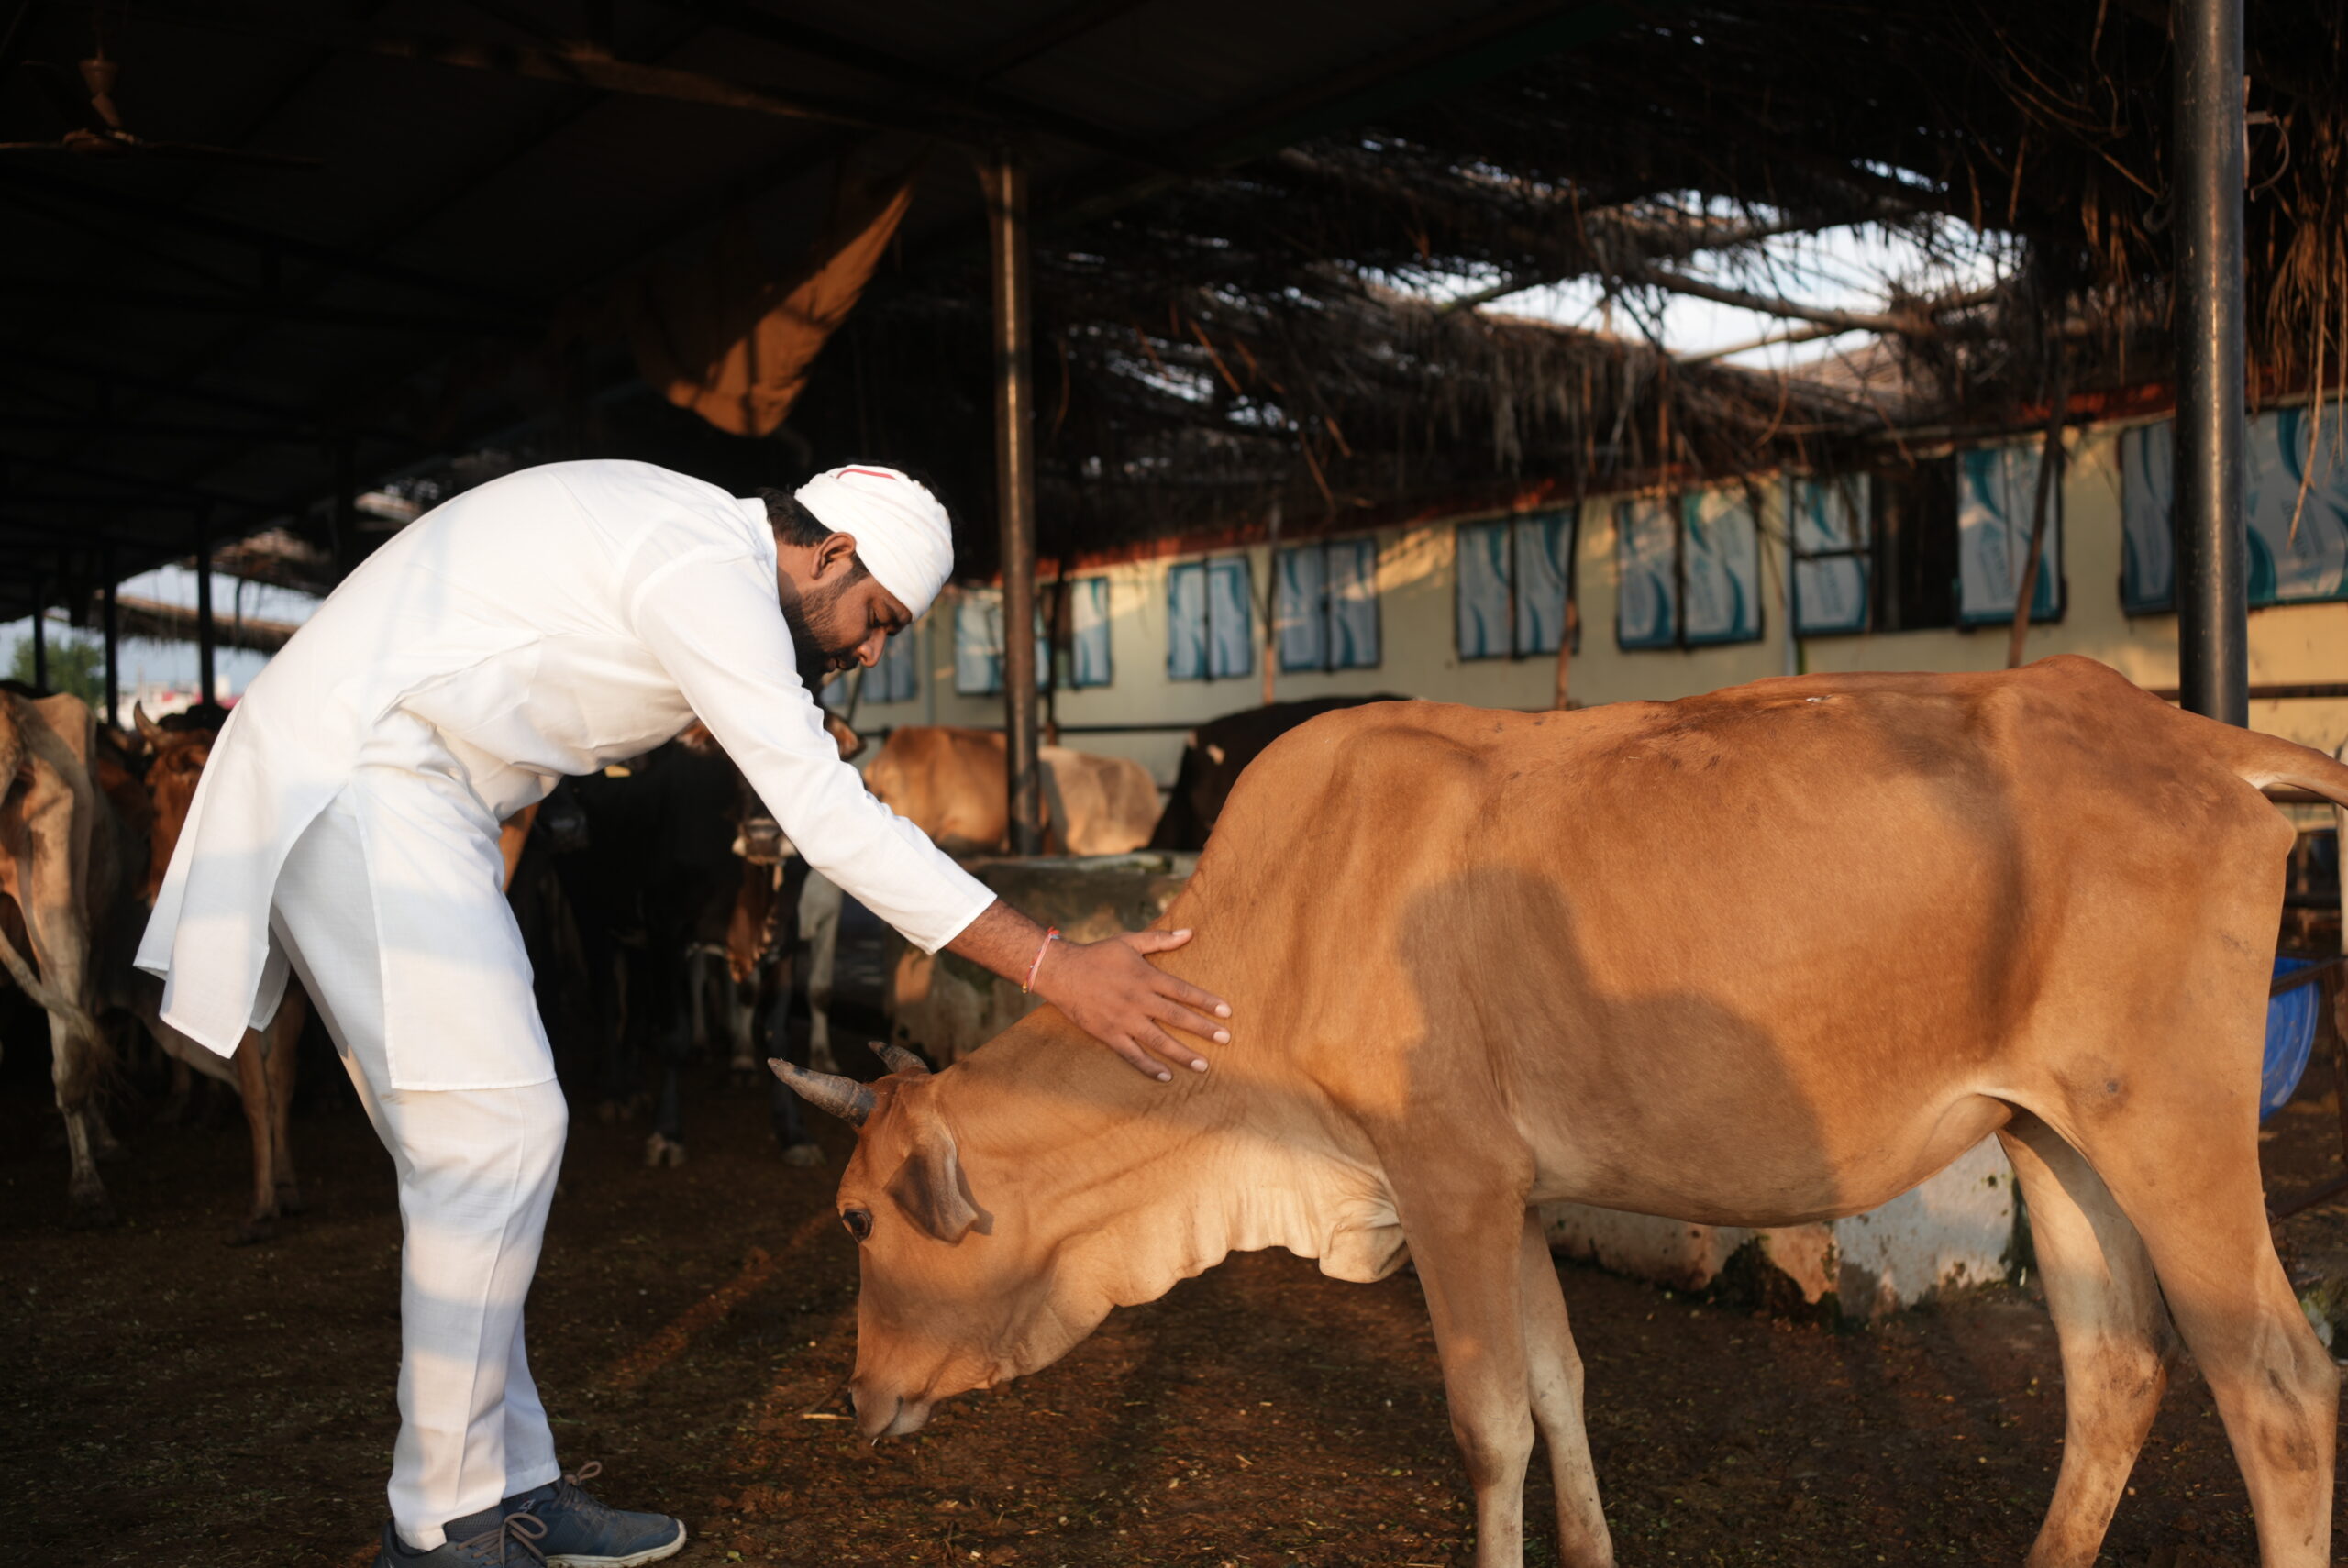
[
  {"xmin": 374, "ymin": 1508, "xmax": 548, "ymax": 1565},
  {"xmin": 505, "ymin": 1462, "xmax": 687, "ymax": 1568}
]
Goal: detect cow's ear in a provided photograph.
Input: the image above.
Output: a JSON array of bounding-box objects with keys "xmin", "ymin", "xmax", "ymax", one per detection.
[{"xmin": 885, "ymin": 1100, "xmax": 994, "ymax": 1244}]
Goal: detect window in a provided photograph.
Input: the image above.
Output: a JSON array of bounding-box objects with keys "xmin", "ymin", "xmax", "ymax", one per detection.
[
  {"xmin": 1057, "ymin": 576, "xmax": 1113, "ymax": 688},
  {"xmin": 1615, "ymin": 490, "xmax": 1763, "ymax": 650},
  {"xmin": 872, "ymin": 622, "xmax": 920, "ymax": 702},
  {"xmin": 1168, "ymin": 557, "xmax": 1254, "ymax": 680},
  {"xmin": 1789, "ymin": 476, "xmax": 1871, "ymax": 635},
  {"xmin": 953, "ymin": 591, "xmax": 1047, "ymax": 696},
  {"xmin": 1868, "ymin": 458, "xmax": 1959, "ymax": 631},
  {"xmin": 2121, "ymin": 404, "xmax": 2348, "ymax": 611},
  {"xmin": 1278, "ymin": 538, "xmax": 1380, "ymax": 671},
  {"xmin": 1456, "ymin": 509, "xmax": 1577, "ymax": 659},
  {"xmin": 1956, "ymin": 443, "xmax": 2064, "ymax": 626}
]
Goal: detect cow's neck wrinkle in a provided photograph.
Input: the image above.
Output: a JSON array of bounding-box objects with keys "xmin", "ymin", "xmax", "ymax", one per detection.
[{"xmin": 945, "ymin": 1016, "xmax": 1405, "ymax": 1310}]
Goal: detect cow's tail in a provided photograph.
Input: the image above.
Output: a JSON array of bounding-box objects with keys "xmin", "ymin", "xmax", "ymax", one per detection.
[{"xmin": 2226, "ymin": 726, "xmax": 2348, "ymax": 812}]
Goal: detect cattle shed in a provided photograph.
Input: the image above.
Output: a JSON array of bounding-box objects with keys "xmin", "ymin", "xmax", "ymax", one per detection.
[{"xmin": 15, "ymin": 8, "xmax": 2348, "ymax": 1566}]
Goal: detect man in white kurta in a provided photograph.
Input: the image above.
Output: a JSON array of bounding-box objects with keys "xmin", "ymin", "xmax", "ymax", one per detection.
[{"xmin": 138, "ymin": 459, "xmax": 1231, "ymax": 1567}]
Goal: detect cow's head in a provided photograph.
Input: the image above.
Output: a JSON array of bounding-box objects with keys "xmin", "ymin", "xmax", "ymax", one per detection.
[
  {"xmin": 136, "ymin": 704, "xmax": 214, "ymax": 903},
  {"xmin": 774, "ymin": 1045, "xmax": 1092, "ymax": 1441}
]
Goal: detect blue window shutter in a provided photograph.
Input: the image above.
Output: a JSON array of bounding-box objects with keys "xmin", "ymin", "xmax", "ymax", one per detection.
[
  {"xmin": 1167, "ymin": 562, "xmax": 1207, "ymax": 680},
  {"xmin": 1456, "ymin": 521, "xmax": 1510, "ymax": 658},
  {"xmin": 1327, "ymin": 539, "xmax": 1379, "ymax": 668},
  {"xmin": 1206, "ymin": 557, "xmax": 1255, "ymax": 679}
]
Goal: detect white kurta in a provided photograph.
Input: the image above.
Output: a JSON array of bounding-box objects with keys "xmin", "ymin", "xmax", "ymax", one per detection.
[{"xmin": 137, "ymin": 458, "xmax": 995, "ymax": 1090}]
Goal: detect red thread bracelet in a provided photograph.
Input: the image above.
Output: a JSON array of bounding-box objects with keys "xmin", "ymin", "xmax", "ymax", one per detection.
[{"xmin": 1023, "ymin": 927, "xmax": 1061, "ymax": 995}]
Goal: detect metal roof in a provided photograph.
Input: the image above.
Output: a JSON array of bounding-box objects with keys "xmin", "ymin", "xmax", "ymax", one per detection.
[{"xmin": 0, "ymin": 0, "xmax": 1610, "ymax": 620}]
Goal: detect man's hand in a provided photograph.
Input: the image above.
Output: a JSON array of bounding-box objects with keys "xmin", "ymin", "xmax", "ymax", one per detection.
[
  {"xmin": 944, "ymin": 902, "xmax": 1232, "ymax": 1080},
  {"xmin": 1032, "ymin": 929, "xmax": 1231, "ymax": 1081}
]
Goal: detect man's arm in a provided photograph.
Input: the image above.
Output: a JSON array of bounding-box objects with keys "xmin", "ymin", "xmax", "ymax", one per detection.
[
  {"xmin": 627, "ymin": 548, "xmax": 1232, "ymax": 1079},
  {"xmin": 947, "ymin": 900, "xmax": 1232, "ymax": 1081}
]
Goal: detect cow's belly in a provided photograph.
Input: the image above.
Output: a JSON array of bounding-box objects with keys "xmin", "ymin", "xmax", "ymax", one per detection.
[{"xmin": 1520, "ymin": 1077, "xmax": 2013, "ymax": 1229}]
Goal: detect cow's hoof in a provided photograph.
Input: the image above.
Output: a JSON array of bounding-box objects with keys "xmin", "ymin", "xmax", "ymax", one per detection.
[
  {"xmin": 227, "ymin": 1217, "xmax": 276, "ymax": 1247},
  {"xmin": 644, "ymin": 1132, "xmax": 687, "ymax": 1169},
  {"xmin": 781, "ymin": 1141, "xmax": 826, "ymax": 1168},
  {"xmin": 65, "ymin": 1194, "xmax": 119, "ymax": 1231},
  {"xmin": 274, "ymin": 1185, "xmax": 307, "ymax": 1217}
]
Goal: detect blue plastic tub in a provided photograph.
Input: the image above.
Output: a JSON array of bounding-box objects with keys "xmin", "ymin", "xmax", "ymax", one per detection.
[{"xmin": 2264, "ymin": 956, "xmax": 2324, "ymax": 1121}]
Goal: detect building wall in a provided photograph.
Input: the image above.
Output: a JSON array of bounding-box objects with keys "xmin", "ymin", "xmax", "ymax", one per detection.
[{"xmin": 838, "ymin": 421, "xmax": 2348, "ymax": 806}]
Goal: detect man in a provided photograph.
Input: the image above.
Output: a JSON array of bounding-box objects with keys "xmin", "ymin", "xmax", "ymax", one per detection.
[{"xmin": 138, "ymin": 459, "xmax": 1232, "ymax": 1568}]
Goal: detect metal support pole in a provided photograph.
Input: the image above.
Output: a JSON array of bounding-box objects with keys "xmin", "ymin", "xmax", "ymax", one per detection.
[
  {"xmin": 194, "ymin": 509, "xmax": 217, "ymax": 707},
  {"xmin": 29, "ymin": 574, "xmax": 47, "ymax": 689},
  {"xmin": 984, "ymin": 150, "xmax": 1043, "ymax": 856},
  {"xmin": 102, "ymin": 557, "xmax": 119, "ymax": 726},
  {"xmin": 2172, "ymin": 0, "xmax": 2249, "ymax": 725},
  {"xmin": 332, "ymin": 437, "xmax": 358, "ymax": 581}
]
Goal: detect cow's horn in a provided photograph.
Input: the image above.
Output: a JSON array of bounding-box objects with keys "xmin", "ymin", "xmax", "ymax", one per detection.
[
  {"xmin": 869, "ymin": 1041, "xmax": 930, "ymax": 1077},
  {"xmin": 133, "ymin": 701, "xmax": 166, "ymax": 746},
  {"xmin": 768, "ymin": 1059, "xmax": 874, "ymax": 1126}
]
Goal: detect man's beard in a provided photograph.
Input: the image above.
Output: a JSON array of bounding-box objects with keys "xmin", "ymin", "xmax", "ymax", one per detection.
[{"xmin": 781, "ymin": 576, "xmax": 856, "ymax": 690}]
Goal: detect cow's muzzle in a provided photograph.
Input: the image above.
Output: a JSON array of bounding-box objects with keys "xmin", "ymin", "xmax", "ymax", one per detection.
[{"xmin": 851, "ymin": 1382, "xmax": 935, "ymax": 1441}]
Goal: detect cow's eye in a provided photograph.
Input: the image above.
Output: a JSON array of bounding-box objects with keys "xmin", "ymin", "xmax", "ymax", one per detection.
[{"xmin": 841, "ymin": 1207, "xmax": 873, "ymax": 1242}]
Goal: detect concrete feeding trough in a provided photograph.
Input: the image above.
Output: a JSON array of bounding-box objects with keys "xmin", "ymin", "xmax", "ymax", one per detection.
[{"xmin": 887, "ymin": 852, "xmax": 1199, "ymax": 1066}]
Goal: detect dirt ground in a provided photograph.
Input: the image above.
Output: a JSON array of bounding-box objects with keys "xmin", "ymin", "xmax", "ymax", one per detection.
[{"xmin": 7, "ymin": 989, "xmax": 2348, "ymax": 1567}]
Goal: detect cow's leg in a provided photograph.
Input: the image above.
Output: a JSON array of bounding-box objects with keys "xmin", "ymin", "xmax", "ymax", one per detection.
[
  {"xmin": 1395, "ymin": 1176, "xmax": 1536, "ymax": 1568},
  {"xmin": 1517, "ymin": 1212, "xmax": 1612, "ymax": 1567},
  {"xmin": 644, "ymin": 953, "xmax": 688, "ymax": 1169},
  {"xmin": 158, "ymin": 1049, "xmax": 194, "ymax": 1124},
  {"xmin": 761, "ymin": 960, "xmax": 824, "ymax": 1167},
  {"xmin": 229, "ymin": 1034, "xmax": 279, "ymax": 1244},
  {"xmin": 726, "ymin": 966, "xmax": 759, "ymax": 1081},
  {"xmin": 1995, "ymin": 1113, "xmax": 2175, "ymax": 1568},
  {"xmin": 50, "ymin": 1014, "xmax": 110, "ymax": 1225},
  {"xmin": 800, "ymin": 873, "xmax": 841, "ymax": 1075},
  {"xmin": 267, "ymin": 994, "xmax": 305, "ymax": 1215},
  {"xmin": 2069, "ymin": 1099, "xmax": 2337, "ymax": 1566},
  {"xmin": 685, "ymin": 947, "xmax": 714, "ymax": 1055}
]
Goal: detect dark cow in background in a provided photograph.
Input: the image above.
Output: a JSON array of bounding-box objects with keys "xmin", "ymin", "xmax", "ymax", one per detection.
[
  {"xmin": 515, "ymin": 723, "xmax": 842, "ymax": 1168},
  {"xmin": 1147, "ymin": 695, "xmax": 1407, "ymax": 851}
]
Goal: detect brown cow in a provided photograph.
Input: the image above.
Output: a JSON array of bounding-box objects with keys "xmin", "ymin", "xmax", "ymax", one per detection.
[
  {"xmin": 860, "ymin": 726, "xmax": 1161, "ymax": 856},
  {"xmin": 0, "ymin": 691, "xmax": 116, "ymax": 1223},
  {"xmin": 134, "ymin": 706, "xmax": 308, "ymax": 1242},
  {"xmin": 779, "ymin": 658, "xmax": 2345, "ymax": 1568}
]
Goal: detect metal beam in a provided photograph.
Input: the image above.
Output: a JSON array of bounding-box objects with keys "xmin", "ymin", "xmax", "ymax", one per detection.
[
  {"xmin": 674, "ymin": 2, "xmax": 1168, "ymax": 166},
  {"xmin": 102, "ymin": 565, "xmax": 119, "ymax": 727},
  {"xmin": 985, "ymin": 152, "xmax": 1044, "ymax": 856},
  {"xmin": 194, "ymin": 513, "xmax": 216, "ymax": 705},
  {"xmin": 29, "ymin": 570, "xmax": 47, "ymax": 688},
  {"xmin": 0, "ymin": 412, "xmax": 329, "ymax": 444},
  {"xmin": 0, "ymin": 166, "xmax": 524, "ymax": 309},
  {"xmin": 2172, "ymin": 0, "xmax": 2249, "ymax": 725},
  {"xmin": 115, "ymin": 593, "xmax": 299, "ymax": 656},
  {"xmin": 0, "ymin": 281, "xmax": 537, "ymax": 339},
  {"xmin": 972, "ymin": 0, "xmax": 1151, "ymax": 80},
  {"xmin": 359, "ymin": 28, "xmax": 933, "ymax": 133}
]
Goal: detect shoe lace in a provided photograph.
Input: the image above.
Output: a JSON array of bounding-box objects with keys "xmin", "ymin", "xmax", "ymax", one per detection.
[
  {"xmin": 550, "ymin": 1459, "xmax": 621, "ymax": 1525},
  {"xmin": 449, "ymin": 1509, "xmax": 548, "ymax": 1565}
]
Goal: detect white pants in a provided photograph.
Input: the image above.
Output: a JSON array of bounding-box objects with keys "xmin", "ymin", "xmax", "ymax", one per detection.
[{"xmin": 271, "ymin": 790, "xmax": 567, "ymax": 1550}]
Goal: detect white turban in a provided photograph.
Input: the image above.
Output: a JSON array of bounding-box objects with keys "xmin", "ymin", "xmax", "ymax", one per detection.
[{"xmin": 792, "ymin": 465, "xmax": 954, "ymax": 620}]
